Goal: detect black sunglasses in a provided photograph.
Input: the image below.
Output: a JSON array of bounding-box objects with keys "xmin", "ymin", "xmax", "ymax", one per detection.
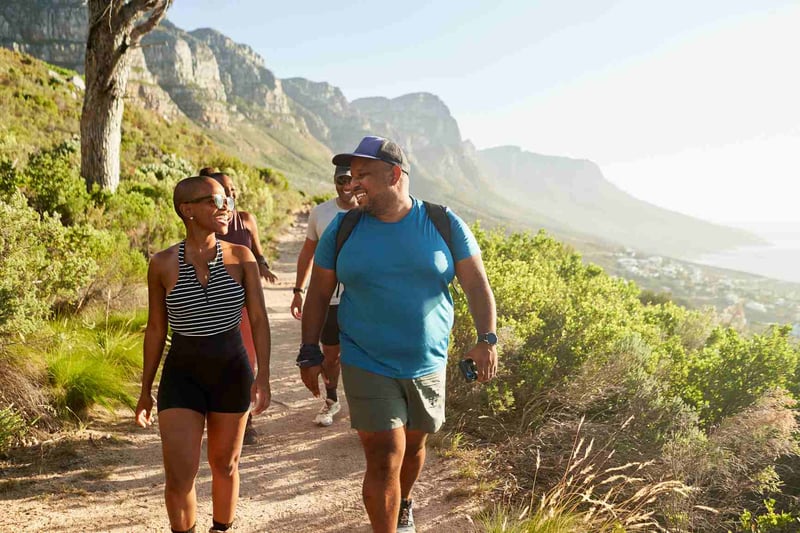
[
  {"xmin": 185, "ymin": 193, "xmax": 234, "ymax": 211},
  {"xmin": 335, "ymin": 174, "xmax": 352, "ymax": 186}
]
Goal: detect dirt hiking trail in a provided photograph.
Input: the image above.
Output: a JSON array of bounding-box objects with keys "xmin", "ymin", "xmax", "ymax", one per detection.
[{"xmin": 1, "ymin": 213, "xmax": 482, "ymax": 532}]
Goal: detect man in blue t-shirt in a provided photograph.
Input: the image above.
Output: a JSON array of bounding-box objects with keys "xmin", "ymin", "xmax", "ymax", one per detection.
[{"xmin": 296, "ymin": 136, "xmax": 497, "ymax": 533}]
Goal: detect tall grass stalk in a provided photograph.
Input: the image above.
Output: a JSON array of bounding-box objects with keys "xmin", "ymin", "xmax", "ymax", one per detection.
[
  {"xmin": 46, "ymin": 313, "xmax": 142, "ymax": 421},
  {"xmin": 480, "ymin": 417, "xmax": 697, "ymax": 532}
]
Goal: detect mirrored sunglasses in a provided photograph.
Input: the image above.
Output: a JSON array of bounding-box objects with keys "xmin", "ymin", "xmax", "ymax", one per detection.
[{"xmin": 186, "ymin": 193, "xmax": 234, "ymax": 211}]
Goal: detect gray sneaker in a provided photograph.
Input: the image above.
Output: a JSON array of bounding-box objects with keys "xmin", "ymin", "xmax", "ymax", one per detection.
[
  {"xmin": 397, "ymin": 498, "xmax": 415, "ymax": 533},
  {"xmin": 313, "ymin": 398, "xmax": 341, "ymax": 426},
  {"xmin": 242, "ymin": 413, "xmax": 258, "ymax": 445}
]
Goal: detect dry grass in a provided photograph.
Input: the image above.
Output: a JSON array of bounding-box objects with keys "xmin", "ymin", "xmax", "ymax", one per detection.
[
  {"xmin": 0, "ymin": 357, "xmax": 57, "ymax": 441},
  {"xmin": 479, "ymin": 416, "xmax": 699, "ymax": 532},
  {"xmin": 661, "ymin": 388, "xmax": 799, "ymax": 530}
]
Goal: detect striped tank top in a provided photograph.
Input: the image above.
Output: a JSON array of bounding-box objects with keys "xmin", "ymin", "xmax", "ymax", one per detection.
[{"xmin": 165, "ymin": 240, "xmax": 246, "ymax": 336}]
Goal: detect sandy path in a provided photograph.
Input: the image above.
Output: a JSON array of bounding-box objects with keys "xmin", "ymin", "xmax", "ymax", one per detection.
[{"xmin": 1, "ymin": 214, "xmax": 480, "ymax": 532}]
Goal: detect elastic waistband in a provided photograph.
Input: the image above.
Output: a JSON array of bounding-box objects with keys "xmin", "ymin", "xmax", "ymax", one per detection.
[{"xmin": 171, "ymin": 327, "xmax": 241, "ymax": 342}]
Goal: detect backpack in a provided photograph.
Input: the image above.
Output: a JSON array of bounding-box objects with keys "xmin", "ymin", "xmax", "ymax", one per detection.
[{"xmin": 334, "ymin": 201, "xmax": 454, "ymax": 271}]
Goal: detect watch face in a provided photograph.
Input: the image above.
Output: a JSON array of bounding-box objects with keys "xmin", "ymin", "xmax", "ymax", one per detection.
[{"xmin": 480, "ymin": 332, "xmax": 498, "ymax": 345}]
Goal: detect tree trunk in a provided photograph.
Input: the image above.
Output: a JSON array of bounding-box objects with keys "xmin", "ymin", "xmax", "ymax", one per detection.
[
  {"xmin": 79, "ymin": 0, "xmax": 172, "ymax": 193},
  {"xmin": 80, "ymin": 18, "xmax": 130, "ymax": 193}
]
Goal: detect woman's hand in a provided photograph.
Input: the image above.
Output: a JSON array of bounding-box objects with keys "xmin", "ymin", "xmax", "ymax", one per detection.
[
  {"xmin": 259, "ymin": 263, "xmax": 278, "ymax": 284},
  {"xmin": 134, "ymin": 391, "xmax": 154, "ymax": 428},
  {"xmin": 250, "ymin": 371, "xmax": 271, "ymax": 415}
]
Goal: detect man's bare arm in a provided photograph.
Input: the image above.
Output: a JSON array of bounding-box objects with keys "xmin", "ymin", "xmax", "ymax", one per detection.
[
  {"xmin": 455, "ymin": 254, "xmax": 498, "ymax": 382},
  {"xmin": 291, "ymin": 238, "xmax": 318, "ymax": 319},
  {"xmin": 298, "ymin": 264, "xmax": 338, "ymax": 396}
]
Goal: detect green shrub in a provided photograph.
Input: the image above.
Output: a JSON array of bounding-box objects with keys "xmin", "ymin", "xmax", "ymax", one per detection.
[
  {"xmin": 60, "ymin": 225, "xmax": 147, "ymax": 311},
  {"xmin": 259, "ymin": 166, "xmax": 289, "ymax": 190},
  {"xmin": 683, "ymin": 326, "xmax": 799, "ymax": 426},
  {"xmin": 739, "ymin": 499, "xmax": 800, "ymax": 532},
  {"xmin": 0, "ymin": 191, "xmax": 83, "ymax": 337},
  {"xmin": 0, "ymin": 404, "xmax": 27, "ymax": 454},
  {"xmin": 21, "ymin": 140, "xmax": 90, "ymax": 226},
  {"xmin": 311, "ymin": 192, "xmax": 334, "ymax": 204},
  {"xmin": 446, "ymin": 225, "xmax": 800, "ymax": 531},
  {"xmin": 0, "ymin": 156, "xmax": 17, "ymax": 198}
]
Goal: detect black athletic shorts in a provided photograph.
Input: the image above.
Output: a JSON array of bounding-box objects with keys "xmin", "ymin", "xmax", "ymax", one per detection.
[
  {"xmin": 157, "ymin": 328, "xmax": 253, "ymax": 414},
  {"xmin": 320, "ymin": 305, "xmax": 340, "ymax": 346}
]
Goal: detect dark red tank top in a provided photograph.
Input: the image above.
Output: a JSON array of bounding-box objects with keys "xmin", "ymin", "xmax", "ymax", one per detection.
[{"xmin": 217, "ymin": 210, "xmax": 253, "ymax": 250}]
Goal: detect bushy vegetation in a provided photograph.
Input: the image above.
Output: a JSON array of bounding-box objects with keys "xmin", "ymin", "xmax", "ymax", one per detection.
[
  {"xmin": 447, "ymin": 227, "xmax": 800, "ymax": 531},
  {"xmin": 3, "ymin": 44, "xmax": 799, "ymax": 531},
  {"xmin": 0, "ymin": 49, "xmax": 302, "ymax": 443},
  {"xmin": 0, "ymin": 404, "xmax": 26, "ymax": 455}
]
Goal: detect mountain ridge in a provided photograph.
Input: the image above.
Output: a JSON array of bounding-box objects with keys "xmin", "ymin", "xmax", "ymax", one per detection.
[{"xmin": 0, "ymin": 1, "xmax": 763, "ymax": 256}]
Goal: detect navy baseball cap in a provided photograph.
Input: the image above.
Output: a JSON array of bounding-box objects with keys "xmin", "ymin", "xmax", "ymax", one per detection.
[
  {"xmin": 334, "ymin": 165, "xmax": 351, "ymax": 178},
  {"xmin": 332, "ymin": 136, "xmax": 410, "ymax": 174}
]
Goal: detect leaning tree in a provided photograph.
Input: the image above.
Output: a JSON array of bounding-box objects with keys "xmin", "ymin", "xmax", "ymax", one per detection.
[{"xmin": 80, "ymin": 0, "xmax": 173, "ymax": 192}]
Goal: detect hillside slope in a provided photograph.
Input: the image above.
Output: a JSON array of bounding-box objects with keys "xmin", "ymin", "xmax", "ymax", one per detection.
[
  {"xmin": 0, "ymin": 0, "xmax": 762, "ymax": 256},
  {"xmin": 478, "ymin": 145, "xmax": 763, "ymax": 256}
]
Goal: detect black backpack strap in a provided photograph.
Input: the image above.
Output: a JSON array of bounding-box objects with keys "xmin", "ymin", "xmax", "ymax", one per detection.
[
  {"xmin": 334, "ymin": 209, "xmax": 363, "ymax": 272},
  {"xmin": 422, "ymin": 201, "xmax": 453, "ymax": 256},
  {"xmin": 333, "ymin": 202, "xmax": 453, "ymax": 272}
]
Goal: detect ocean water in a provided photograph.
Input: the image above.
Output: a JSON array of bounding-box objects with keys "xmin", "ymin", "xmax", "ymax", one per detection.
[{"xmin": 693, "ymin": 223, "xmax": 800, "ymax": 284}]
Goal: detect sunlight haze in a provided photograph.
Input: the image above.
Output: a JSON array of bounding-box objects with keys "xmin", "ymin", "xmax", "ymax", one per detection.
[{"xmin": 169, "ymin": 0, "xmax": 799, "ymax": 226}]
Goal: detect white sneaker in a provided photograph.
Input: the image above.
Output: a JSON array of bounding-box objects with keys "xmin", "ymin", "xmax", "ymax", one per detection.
[{"xmin": 313, "ymin": 398, "xmax": 341, "ymax": 426}]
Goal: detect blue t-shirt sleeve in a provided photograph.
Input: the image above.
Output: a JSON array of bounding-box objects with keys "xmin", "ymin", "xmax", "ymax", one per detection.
[
  {"xmin": 447, "ymin": 209, "xmax": 481, "ymax": 261},
  {"xmin": 313, "ymin": 212, "xmax": 344, "ymax": 270}
]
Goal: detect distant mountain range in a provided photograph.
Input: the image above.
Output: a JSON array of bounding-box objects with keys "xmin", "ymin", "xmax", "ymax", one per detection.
[{"xmin": 0, "ymin": 0, "xmax": 763, "ymax": 257}]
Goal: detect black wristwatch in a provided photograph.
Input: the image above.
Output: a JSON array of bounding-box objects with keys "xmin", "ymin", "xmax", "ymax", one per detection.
[
  {"xmin": 477, "ymin": 332, "xmax": 498, "ymax": 346},
  {"xmin": 292, "ymin": 287, "xmax": 305, "ymax": 294}
]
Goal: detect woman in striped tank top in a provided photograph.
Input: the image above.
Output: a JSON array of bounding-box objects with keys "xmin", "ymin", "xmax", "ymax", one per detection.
[{"xmin": 134, "ymin": 176, "xmax": 271, "ymax": 533}]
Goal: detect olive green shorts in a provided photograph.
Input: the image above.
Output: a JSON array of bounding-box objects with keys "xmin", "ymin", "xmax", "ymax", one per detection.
[{"xmin": 341, "ymin": 363, "xmax": 446, "ymax": 434}]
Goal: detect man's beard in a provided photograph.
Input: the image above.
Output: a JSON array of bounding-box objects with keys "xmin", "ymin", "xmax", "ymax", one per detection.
[{"xmin": 361, "ymin": 190, "xmax": 390, "ymax": 217}]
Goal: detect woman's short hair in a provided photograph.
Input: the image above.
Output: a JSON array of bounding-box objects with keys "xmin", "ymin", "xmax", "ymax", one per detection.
[{"xmin": 173, "ymin": 176, "xmax": 213, "ymax": 219}]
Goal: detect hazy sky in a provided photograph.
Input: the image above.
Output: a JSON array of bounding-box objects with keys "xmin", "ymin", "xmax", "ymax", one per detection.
[{"xmin": 168, "ymin": 0, "xmax": 800, "ymax": 226}]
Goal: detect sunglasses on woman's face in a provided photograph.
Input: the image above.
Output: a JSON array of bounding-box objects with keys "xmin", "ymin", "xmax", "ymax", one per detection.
[
  {"xmin": 335, "ymin": 174, "xmax": 352, "ymax": 186},
  {"xmin": 185, "ymin": 193, "xmax": 234, "ymax": 211}
]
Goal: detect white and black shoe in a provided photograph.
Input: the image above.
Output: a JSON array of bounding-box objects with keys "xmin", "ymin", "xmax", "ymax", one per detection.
[
  {"xmin": 397, "ymin": 498, "xmax": 415, "ymax": 533},
  {"xmin": 313, "ymin": 398, "xmax": 341, "ymax": 427}
]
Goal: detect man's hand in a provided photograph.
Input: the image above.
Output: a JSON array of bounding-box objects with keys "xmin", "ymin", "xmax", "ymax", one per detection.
[
  {"xmin": 134, "ymin": 391, "xmax": 154, "ymax": 428},
  {"xmin": 300, "ymin": 365, "xmax": 330, "ymax": 397},
  {"xmin": 250, "ymin": 372, "xmax": 271, "ymax": 415},
  {"xmin": 464, "ymin": 343, "xmax": 497, "ymax": 382},
  {"xmin": 259, "ymin": 264, "xmax": 278, "ymax": 284},
  {"xmin": 290, "ymin": 292, "xmax": 304, "ymax": 320}
]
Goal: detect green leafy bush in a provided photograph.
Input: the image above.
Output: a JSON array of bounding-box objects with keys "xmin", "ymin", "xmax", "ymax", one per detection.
[
  {"xmin": 0, "ymin": 156, "xmax": 17, "ymax": 198},
  {"xmin": 446, "ymin": 225, "xmax": 800, "ymax": 531},
  {"xmin": 739, "ymin": 499, "xmax": 799, "ymax": 532},
  {"xmin": 682, "ymin": 326, "xmax": 799, "ymax": 426},
  {"xmin": 0, "ymin": 191, "xmax": 92, "ymax": 338},
  {"xmin": 0, "ymin": 404, "xmax": 26, "ymax": 454},
  {"xmin": 21, "ymin": 140, "xmax": 90, "ymax": 226}
]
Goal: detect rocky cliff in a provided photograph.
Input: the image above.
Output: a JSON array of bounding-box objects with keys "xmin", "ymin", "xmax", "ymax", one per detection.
[
  {"xmin": 0, "ymin": 0, "xmax": 762, "ymax": 256},
  {"xmin": 0, "ymin": 2, "xmax": 304, "ymax": 128},
  {"xmin": 352, "ymin": 93, "xmax": 490, "ymax": 197},
  {"xmin": 281, "ymin": 82, "xmax": 490, "ymax": 198},
  {"xmin": 0, "ymin": 0, "xmax": 86, "ymax": 72},
  {"xmin": 0, "ymin": 3, "xmax": 326, "ymax": 178}
]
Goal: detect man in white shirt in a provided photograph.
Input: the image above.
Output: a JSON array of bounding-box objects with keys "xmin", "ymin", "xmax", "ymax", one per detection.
[{"xmin": 290, "ymin": 165, "xmax": 357, "ymax": 426}]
